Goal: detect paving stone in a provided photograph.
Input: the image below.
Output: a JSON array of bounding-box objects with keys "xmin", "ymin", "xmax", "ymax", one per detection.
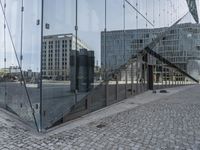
[{"xmin": 0, "ymin": 85, "xmax": 200, "ymax": 149}]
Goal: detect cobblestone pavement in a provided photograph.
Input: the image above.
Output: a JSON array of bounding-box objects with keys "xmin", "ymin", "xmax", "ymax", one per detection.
[{"xmin": 1, "ymin": 85, "xmax": 200, "ymax": 150}]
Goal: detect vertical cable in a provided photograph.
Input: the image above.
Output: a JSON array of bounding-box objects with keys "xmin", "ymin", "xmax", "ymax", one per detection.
[
  {"xmin": 20, "ymin": 0, "xmax": 24, "ymax": 69},
  {"xmin": 104, "ymin": 0, "xmax": 108, "ymax": 105},
  {"xmin": 170, "ymin": 1, "xmax": 173, "ymax": 25},
  {"xmin": 136, "ymin": 0, "xmax": 139, "ymax": 91},
  {"xmin": 104, "ymin": 0, "xmax": 107, "ymax": 78},
  {"xmin": 39, "ymin": 0, "xmax": 44, "ymax": 132},
  {"xmin": 3, "ymin": 0, "xmax": 6, "ymax": 107},
  {"xmin": 171, "ymin": 1, "xmax": 174, "ymax": 77},
  {"xmin": 136, "ymin": 0, "xmax": 138, "ymax": 53},
  {"xmin": 167, "ymin": 1, "xmax": 169, "ymax": 27},
  {"xmin": 178, "ymin": 0, "xmax": 180, "ymax": 19},
  {"xmin": 176, "ymin": 1, "xmax": 178, "ymax": 21},
  {"xmin": 123, "ymin": 0, "xmax": 127, "ymax": 98},
  {"xmin": 172, "ymin": 1, "xmax": 175, "ymax": 69},
  {"xmin": 145, "ymin": 0, "xmax": 147, "ymax": 28},
  {"xmin": 153, "ymin": 0, "xmax": 155, "ymax": 27},
  {"xmin": 164, "ymin": 0, "xmax": 166, "ymax": 60},
  {"xmin": 123, "ymin": 0, "xmax": 126, "ymax": 63},
  {"xmin": 163, "ymin": 1, "xmax": 166, "ymax": 27},
  {"xmin": 75, "ymin": 0, "xmax": 78, "ymax": 102},
  {"xmin": 75, "ymin": 0, "xmax": 78, "ymax": 79},
  {"xmin": 159, "ymin": 0, "xmax": 160, "ymax": 27},
  {"xmin": 163, "ymin": 0, "xmax": 166, "ymax": 84},
  {"xmin": 152, "ymin": 0, "xmax": 156, "ymax": 88}
]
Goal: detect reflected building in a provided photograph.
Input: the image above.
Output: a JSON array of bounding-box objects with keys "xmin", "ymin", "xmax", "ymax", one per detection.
[
  {"xmin": 101, "ymin": 23, "xmax": 200, "ymax": 73},
  {"xmin": 42, "ymin": 34, "xmax": 89, "ymax": 80},
  {"xmin": 70, "ymin": 49, "xmax": 95, "ymax": 92},
  {"xmin": 8, "ymin": 66, "xmax": 20, "ymax": 74},
  {"xmin": 187, "ymin": 60, "xmax": 200, "ymax": 80}
]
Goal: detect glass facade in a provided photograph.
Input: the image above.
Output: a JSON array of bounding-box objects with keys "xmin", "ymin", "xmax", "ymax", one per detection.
[
  {"xmin": 0, "ymin": 0, "xmax": 41, "ymax": 130},
  {"xmin": 0, "ymin": 0, "xmax": 199, "ymax": 132}
]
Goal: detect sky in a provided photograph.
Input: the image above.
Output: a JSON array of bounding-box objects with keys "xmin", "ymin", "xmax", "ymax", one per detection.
[{"xmin": 0, "ymin": 0, "xmax": 198, "ymax": 71}]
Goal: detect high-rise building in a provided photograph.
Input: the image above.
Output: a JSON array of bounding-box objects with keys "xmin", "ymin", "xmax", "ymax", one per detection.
[
  {"xmin": 42, "ymin": 34, "xmax": 89, "ymax": 80},
  {"xmin": 101, "ymin": 23, "xmax": 200, "ymax": 72}
]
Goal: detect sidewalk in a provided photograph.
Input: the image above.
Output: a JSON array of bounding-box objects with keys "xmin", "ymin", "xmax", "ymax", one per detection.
[{"xmin": 0, "ymin": 85, "xmax": 200, "ymax": 150}]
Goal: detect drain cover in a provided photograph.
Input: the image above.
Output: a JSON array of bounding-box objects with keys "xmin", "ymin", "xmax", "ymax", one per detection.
[
  {"xmin": 160, "ymin": 90, "xmax": 168, "ymax": 93},
  {"xmin": 96, "ymin": 124, "xmax": 106, "ymax": 128},
  {"xmin": 129, "ymin": 102, "xmax": 135, "ymax": 105}
]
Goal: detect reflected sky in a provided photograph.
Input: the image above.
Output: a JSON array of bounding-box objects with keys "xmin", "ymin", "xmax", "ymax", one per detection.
[
  {"xmin": 0, "ymin": 0, "xmax": 195, "ymax": 71},
  {"xmin": 0, "ymin": 0, "xmax": 41, "ymax": 71}
]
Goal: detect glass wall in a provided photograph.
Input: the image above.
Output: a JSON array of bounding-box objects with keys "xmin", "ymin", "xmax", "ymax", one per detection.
[
  {"xmin": 0, "ymin": 0, "xmax": 5, "ymax": 108},
  {"xmin": 0, "ymin": 0, "xmax": 199, "ymax": 131},
  {"xmin": 41, "ymin": 0, "xmax": 106, "ymax": 129},
  {"xmin": 0, "ymin": 0, "xmax": 41, "ymax": 130},
  {"xmin": 41, "ymin": 0, "xmax": 75, "ymax": 129}
]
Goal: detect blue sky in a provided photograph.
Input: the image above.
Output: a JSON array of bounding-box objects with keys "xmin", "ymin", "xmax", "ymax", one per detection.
[{"xmin": 0, "ymin": 0, "xmax": 197, "ymax": 71}]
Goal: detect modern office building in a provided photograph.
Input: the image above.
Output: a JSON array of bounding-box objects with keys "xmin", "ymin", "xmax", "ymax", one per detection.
[
  {"xmin": 101, "ymin": 23, "xmax": 200, "ymax": 73},
  {"xmin": 42, "ymin": 34, "xmax": 89, "ymax": 80}
]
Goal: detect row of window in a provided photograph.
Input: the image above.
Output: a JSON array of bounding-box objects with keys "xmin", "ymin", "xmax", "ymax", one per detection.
[
  {"xmin": 43, "ymin": 40, "xmax": 72, "ymax": 45},
  {"xmin": 42, "ymin": 71, "xmax": 69, "ymax": 76},
  {"xmin": 42, "ymin": 61, "xmax": 68, "ymax": 66}
]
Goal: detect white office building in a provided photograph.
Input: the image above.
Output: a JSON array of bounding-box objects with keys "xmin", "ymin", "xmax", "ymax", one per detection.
[{"xmin": 42, "ymin": 34, "xmax": 89, "ymax": 80}]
